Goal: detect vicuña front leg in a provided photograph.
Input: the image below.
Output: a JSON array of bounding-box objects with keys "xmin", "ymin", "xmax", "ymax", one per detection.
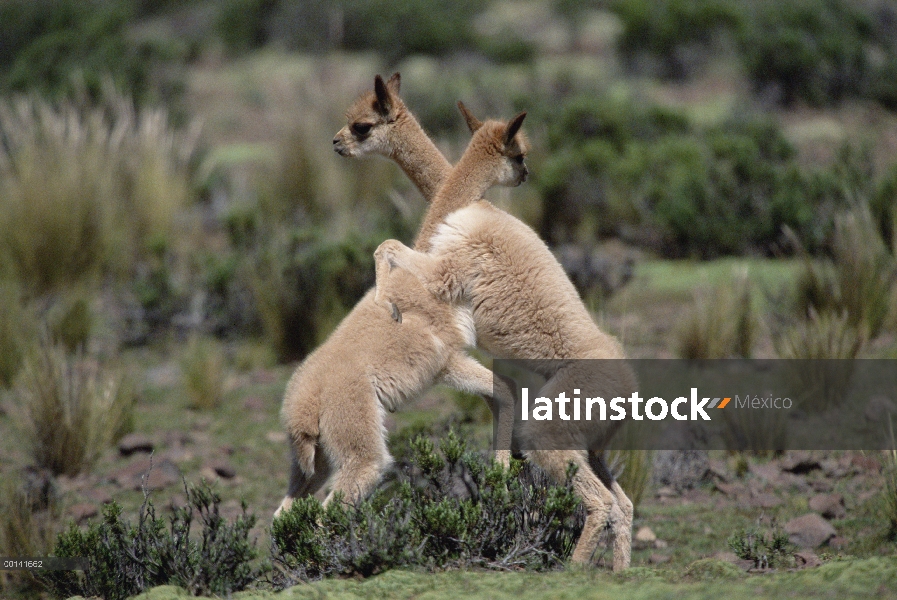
[
  {"xmin": 440, "ymin": 352, "xmax": 515, "ymax": 467},
  {"xmin": 374, "ymin": 239, "xmax": 456, "ymax": 303},
  {"xmin": 373, "ymin": 241, "xmax": 403, "ymax": 322}
]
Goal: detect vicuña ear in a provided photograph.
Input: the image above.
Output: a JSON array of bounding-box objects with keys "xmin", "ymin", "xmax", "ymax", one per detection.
[
  {"xmin": 503, "ymin": 111, "xmax": 527, "ymax": 147},
  {"xmin": 457, "ymin": 101, "xmax": 483, "ymax": 133},
  {"xmin": 374, "ymin": 75, "xmax": 393, "ymax": 117},
  {"xmin": 387, "ymin": 72, "xmax": 401, "ymax": 94}
]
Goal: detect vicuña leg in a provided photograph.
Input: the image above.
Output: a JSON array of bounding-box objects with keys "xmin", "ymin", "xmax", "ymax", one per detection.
[
  {"xmin": 439, "ymin": 352, "xmax": 516, "ymax": 467},
  {"xmin": 275, "ymin": 445, "xmax": 333, "ymax": 517}
]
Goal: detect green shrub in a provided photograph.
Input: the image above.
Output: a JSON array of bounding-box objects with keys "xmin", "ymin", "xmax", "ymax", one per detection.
[
  {"xmin": 43, "ymin": 481, "xmax": 259, "ymax": 600},
  {"xmin": 0, "ymin": 0, "xmax": 184, "ymax": 108},
  {"xmin": 737, "ymin": 0, "xmax": 887, "ymax": 107},
  {"xmin": 537, "ymin": 95, "xmax": 837, "ymax": 257},
  {"xmin": 7, "ymin": 340, "xmax": 135, "ymax": 476},
  {"xmin": 728, "ymin": 521, "xmax": 792, "ymax": 569},
  {"xmin": 271, "ymin": 431, "xmax": 583, "ymax": 584},
  {"xmin": 610, "ymin": 0, "xmax": 743, "ymax": 79}
]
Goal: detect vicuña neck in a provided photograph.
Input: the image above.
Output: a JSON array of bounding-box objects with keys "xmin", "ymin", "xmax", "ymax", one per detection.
[
  {"xmin": 414, "ymin": 150, "xmax": 495, "ymax": 252},
  {"xmin": 388, "ymin": 113, "xmax": 451, "ymax": 203}
]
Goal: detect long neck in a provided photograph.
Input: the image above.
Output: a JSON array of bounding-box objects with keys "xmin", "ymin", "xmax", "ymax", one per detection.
[
  {"xmin": 388, "ymin": 112, "xmax": 451, "ymax": 203},
  {"xmin": 414, "ymin": 150, "xmax": 494, "ymax": 252}
]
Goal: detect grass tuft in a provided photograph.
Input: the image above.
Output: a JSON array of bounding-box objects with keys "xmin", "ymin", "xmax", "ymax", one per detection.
[
  {"xmin": 181, "ymin": 336, "xmax": 227, "ymax": 410},
  {"xmin": 7, "ymin": 339, "xmax": 135, "ymax": 476},
  {"xmin": 0, "ymin": 91, "xmax": 199, "ymax": 294},
  {"xmin": 672, "ymin": 268, "xmax": 754, "ymax": 359},
  {"xmin": 0, "ymin": 472, "xmax": 62, "ymax": 597}
]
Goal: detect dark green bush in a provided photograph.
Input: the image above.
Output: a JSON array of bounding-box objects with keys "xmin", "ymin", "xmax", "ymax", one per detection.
[
  {"xmin": 0, "ymin": 0, "xmax": 184, "ymax": 108},
  {"xmin": 271, "ymin": 431, "xmax": 583, "ymax": 585},
  {"xmin": 608, "ymin": 0, "xmax": 897, "ymax": 109},
  {"xmin": 43, "ymin": 481, "xmax": 259, "ymax": 600},
  {"xmin": 537, "ymin": 95, "xmax": 832, "ymax": 257},
  {"xmin": 737, "ymin": 0, "xmax": 877, "ymax": 107},
  {"xmin": 610, "ymin": 0, "xmax": 742, "ymax": 79}
]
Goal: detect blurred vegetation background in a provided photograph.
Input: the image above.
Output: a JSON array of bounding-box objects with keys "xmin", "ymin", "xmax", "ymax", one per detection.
[
  {"xmin": 0, "ymin": 0, "xmax": 895, "ymax": 373},
  {"xmin": 1, "ymin": 2, "xmax": 897, "ymax": 595}
]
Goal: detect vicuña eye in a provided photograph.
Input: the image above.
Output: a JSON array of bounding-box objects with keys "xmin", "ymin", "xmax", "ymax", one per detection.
[
  {"xmin": 514, "ymin": 155, "xmax": 525, "ymax": 164},
  {"xmin": 352, "ymin": 122, "xmax": 373, "ymax": 136}
]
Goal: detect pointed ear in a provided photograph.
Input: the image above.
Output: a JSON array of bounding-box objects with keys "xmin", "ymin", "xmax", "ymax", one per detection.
[
  {"xmin": 387, "ymin": 72, "xmax": 401, "ymax": 94},
  {"xmin": 457, "ymin": 101, "xmax": 483, "ymax": 133},
  {"xmin": 374, "ymin": 75, "xmax": 392, "ymax": 117},
  {"xmin": 503, "ymin": 111, "xmax": 527, "ymax": 147}
]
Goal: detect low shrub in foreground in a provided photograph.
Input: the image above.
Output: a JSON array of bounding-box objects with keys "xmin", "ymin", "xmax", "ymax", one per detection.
[
  {"xmin": 42, "ymin": 481, "xmax": 259, "ymax": 600},
  {"xmin": 270, "ymin": 431, "xmax": 584, "ymax": 586}
]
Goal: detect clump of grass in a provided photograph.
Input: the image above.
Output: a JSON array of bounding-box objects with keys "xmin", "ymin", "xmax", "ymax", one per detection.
[
  {"xmin": 7, "ymin": 340, "xmax": 135, "ymax": 476},
  {"xmin": 47, "ymin": 290, "xmax": 94, "ymax": 353},
  {"xmin": 0, "ymin": 473, "xmax": 62, "ymax": 597},
  {"xmin": 181, "ymin": 336, "xmax": 227, "ymax": 410},
  {"xmin": 605, "ymin": 424, "xmax": 654, "ymax": 513},
  {"xmin": 673, "ymin": 269, "xmax": 754, "ymax": 359},
  {"xmin": 791, "ymin": 204, "xmax": 896, "ymax": 340},
  {"xmin": 774, "ymin": 310, "xmax": 863, "ymax": 412},
  {"xmin": 0, "ymin": 281, "xmax": 37, "ymax": 387},
  {"xmin": 721, "ymin": 404, "xmax": 788, "ymax": 457},
  {"xmin": 0, "ymin": 91, "xmax": 199, "ymax": 294},
  {"xmin": 728, "ymin": 519, "xmax": 792, "ymax": 569}
]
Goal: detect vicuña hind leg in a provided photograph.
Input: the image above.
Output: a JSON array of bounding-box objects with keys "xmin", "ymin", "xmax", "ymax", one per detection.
[
  {"xmin": 588, "ymin": 451, "xmax": 633, "ymax": 571},
  {"xmin": 275, "ymin": 446, "xmax": 333, "ymax": 518},
  {"xmin": 527, "ymin": 449, "xmax": 620, "ymax": 569},
  {"xmin": 439, "ymin": 352, "xmax": 516, "ymax": 467},
  {"xmin": 323, "ymin": 453, "xmax": 391, "ymax": 507}
]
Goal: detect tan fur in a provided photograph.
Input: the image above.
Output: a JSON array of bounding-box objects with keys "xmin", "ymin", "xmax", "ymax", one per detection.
[
  {"xmin": 375, "ymin": 108, "xmax": 635, "ymax": 571},
  {"xmin": 274, "ymin": 102, "xmax": 523, "ymax": 519},
  {"xmin": 332, "ymin": 74, "xmax": 508, "ymax": 455},
  {"xmin": 275, "ymin": 279, "xmax": 516, "ymax": 517}
]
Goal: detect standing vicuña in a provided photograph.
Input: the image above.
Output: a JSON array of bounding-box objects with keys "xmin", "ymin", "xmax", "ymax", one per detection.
[
  {"xmin": 273, "ymin": 114, "xmax": 528, "ymax": 517},
  {"xmin": 359, "ymin": 87, "xmax": 635, "ymax": 570}
]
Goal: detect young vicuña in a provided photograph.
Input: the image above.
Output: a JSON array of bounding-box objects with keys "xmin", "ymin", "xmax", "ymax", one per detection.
[
  {"xmin": 348, "ymin": 76, "xmax": 635, "ymax": 570},
  {"xmin": 273, "ymin": 114, "xmax": 528, "ymax": 518}
]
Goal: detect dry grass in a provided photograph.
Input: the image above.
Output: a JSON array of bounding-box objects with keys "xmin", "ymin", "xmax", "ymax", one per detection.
[
  {"xmin": 0, "ymin": 281, "xmax": 37, "ymax": 387},
  {"xmin": 0, "ymin": 473, "xmax": 62, "ymax": 596},
  {"xmin": 791, "ymin": 203, "xmax": 896, "ymax": 339},
  {"xmin": 7, "ymin": 340, "xmax": 135, "ymax": 476},
  {"xmin": 0, "ymin": 90, "xmax": 200, "ymax": 294},
  {"xmin": 181, "ymin": 336, "xmax": 227, "ymax": 410},
  {"xmin": 773, "ymin": 309, "xmax": 864, "ymax": 412},
  {"xmin": 720, "ymin": 405, "xmax": 788, "ymax": 456},
  {"xmin": 672, "ymin": 268, "xmax": 754, "ymax": 359}
]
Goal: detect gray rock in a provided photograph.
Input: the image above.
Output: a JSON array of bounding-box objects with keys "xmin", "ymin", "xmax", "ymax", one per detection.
[
  {"xmin": 785, "ymin": 513, "xmax": 836, "ymax": 548},
  {"xmin": 118, "ymin": 433, "xmax": 154, "ymax": 456},
  {"xmin": 809, "ymin": 493, "xmax": 846, "ymax": 520}
]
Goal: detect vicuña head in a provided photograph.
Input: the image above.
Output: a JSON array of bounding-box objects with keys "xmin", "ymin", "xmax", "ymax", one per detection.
[
  {"xmin": 455, "ymin": 101, "xmax": 529, "ymax": 188},
  {"xmin": 333, "ymin": 73, "xmax": 407, "ymax": 158}
]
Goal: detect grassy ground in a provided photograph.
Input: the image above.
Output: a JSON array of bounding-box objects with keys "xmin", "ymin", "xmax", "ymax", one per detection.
[{"xmin": 110, "ymin": 557, "xmax": 897, "ymax": 599}]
